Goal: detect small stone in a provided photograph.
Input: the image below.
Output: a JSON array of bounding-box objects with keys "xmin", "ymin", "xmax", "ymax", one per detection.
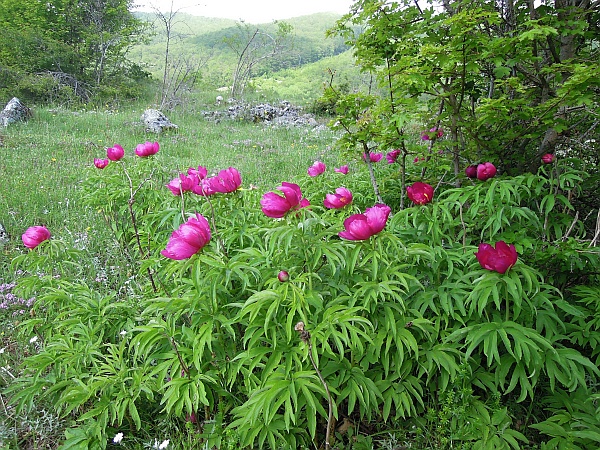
[{"xmin": 140, "ymin": 109, "xmax": 178, "ymax": 133}]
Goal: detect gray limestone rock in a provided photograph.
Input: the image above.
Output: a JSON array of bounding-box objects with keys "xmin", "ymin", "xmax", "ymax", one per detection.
[
  {"xmin": 0, "ymin": 97, "xmax": 32, "ymax": 127},
  {"xmin": 140, "ymin": 109, "xmax": 179, "ymax": 133}
]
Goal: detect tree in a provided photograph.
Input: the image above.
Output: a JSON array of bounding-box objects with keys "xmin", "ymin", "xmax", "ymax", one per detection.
[
  {"xmin": 0, "ymin": 0, "xmax": 146, "ymax": 101},
  {"xmin": 224, "ymin": 20, "xmax": 294, "ymax": 98},
  {"xmin": 328, "ymin": 0, "xmax": 599, "ymax": 189},
  {"xmin": 150, "ymin": 1, "xmax": 211, "ymax": 109}
]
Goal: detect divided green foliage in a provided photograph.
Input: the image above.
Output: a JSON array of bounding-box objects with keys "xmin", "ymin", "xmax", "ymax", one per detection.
[{"xmin": 4, "ymin": 143, "xmax": 599, "ymax": 449}]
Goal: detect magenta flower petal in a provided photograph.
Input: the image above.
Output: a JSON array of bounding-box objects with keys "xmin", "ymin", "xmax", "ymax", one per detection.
[
  {"xmin": 364, "ymin": 204, "xmax": 392, "ymax": 234},
  {"xmin": 475, "ymin": 241, "xmax": 518, "ymax": 274},
  {"xmin": 307, "ymin": 161, "xmax": 326, "ymax": 177},
  {"xmin": 406, "ymin": 182, "xmax": 434, "ymax": 205},
  {"xmin": 166, "ymin": 173, "xmax": 198, "ymax": 195},
  {"xmin": 94, "ymin": 158, "xmax": 109, "ymax": 169},
  {"xmin": 260, "ymin": 192, "xmax": 291, "ymax": 218},
  {"xmin": 323, "ymin": 187, "xmax": 353, "ymax": 209},
  {"xmin": 191, "ymin": 178, "xmax": 215, "ymax": 196},
  {"xmin": 386, "ymin": 149, "xmax": 401, "ymax": 164},
  {"xmin": 106, "ymin": 144, "xmax": 124, "ymax": 161},
  {"xmin": 362, "ymin": 152, "xmax": 383, "ymax": 163},
  {"xmin": 207, "ymin": 167, "xmax": 242, "ymax": 193},
  {"xmin": 465, "ymin": 165, "xmax": 478, "ymax": 178},
  {"xmin": 339, "ymin": 204, "xmax": 391, "ymax": 240},
  {"xmin": 541, "ymin": 154, "xmax": 555, "ymax": 164},
  {"xmin": 298, "ymin": 198, "xmax": 310, "ymax": 209},
  {"xmin": 334, "ymin": 165, "xmax": 349, "ymax": 174},
  {"xmin": 421, "ymin": 127, "xmax": 443, "ymax": 141},
  {"xmin": 161, "ymin": 214, "xmax": 211, "ymax": 260},
  {"xmin": 477, "ymin": 162, "xmax": 497, "ymax": 181},
  {"xmin": 188, "ymin": 166, "xmax": 208, "ymax": 180},
  {"xmin": 22, "ymin": 226, "xmax": 51, "ymax": 249},
  {"xmin": 279, "ymin": 182, "xmax": 304, "ymax": 205},
  {"xmin": 261, "ymin": 182, "xmax": 309, "ymax": 218},
  {"xmin": 339, "ymin": 215, "xmax": 373, "ymax": 240},
  {"xmin": 135, "ymin": 141, "xmax": 160, "ymax": 157}
]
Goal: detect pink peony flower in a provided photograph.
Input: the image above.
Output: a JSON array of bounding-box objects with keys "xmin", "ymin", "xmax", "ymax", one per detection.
[
  {"xmin": 323, "ymin": 187, "xmax": 353, "ymax": 209},
  {"xmin": 135, "ymin": 141, "xmax": 160, "ymax": 157},
  {"xmin": 191, "ymin": 178, "xmax": 215, "ymax": 196},
  {"xmin": 166, "ymin": 173, "xmax": 198, "ymax": 195},
  {"xmin": 339, "ymin": 204, "xmax": 391, "ymax": 241},
  {"xmin": 278, "ymin": 271, "xmax": 289, "ymax": 282},
  {"xmin": 334, "ymin": 165, "xmax": 349, "ymax": 174},
  {"xmin": 94, "ymin": 158, "xmax": 109, "ymax": 169},
  {"xmin": 106, "ymin": 144, "xmax": 125, "ymax": 161},
  {"xmin": 362, "ymin": 152, "xmax": 383, "ymax": 163},
  {"xmin": 161, "ymin": 213, "xmax": 211, "ymax": 260},
  {"xmin": 261, "ymin": 182, "xmax": 310, "ymax": 218},
  {"xmin": 205, "ymin": 167, "xmax": 242, "ymax": 193},
  {"xmin": 406, "ymin": 182, "xmax": 434, "ymax": 205},
  {"xmin": 187, "ymin": 165, "xmax": 208, "ymax": 180},
  {"xmin": 465, "ymin": 165, "xmax": 478, "ymax": 179},
  {"xmin": 307, "ymin": 161, "xmax": 326, "ymax": 177},
  {"xmin": 475, "ymin": 241, "xmax": 518, "ymax": 274},
  {"xmin": 421, "ymin": 127, "xmax": 444, "ymax": 141},
  {"xmin": 22, "ymin": 225, "xmax": 51, "ymax": 249},
  {"xmin": 386, "ymin": 149, "xmax": 401, "ymax": 164},
  {"xmin": 541, "ymin": 154, "xmax": 555, "ymax": 164},
  {"xmin": 477, "ymin": 162, "xmax": 497, "ymax": 181}
]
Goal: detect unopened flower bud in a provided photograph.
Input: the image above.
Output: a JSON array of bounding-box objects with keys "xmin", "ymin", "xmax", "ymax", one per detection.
[{"xmin": 278, "ymin": 270, "xmax": 289, "ymax": 282}]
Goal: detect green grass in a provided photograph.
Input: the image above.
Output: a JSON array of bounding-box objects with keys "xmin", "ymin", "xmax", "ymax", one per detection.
[{"xmin": 0, "ymin": 101, "xmax": 343, "ymax": 273}]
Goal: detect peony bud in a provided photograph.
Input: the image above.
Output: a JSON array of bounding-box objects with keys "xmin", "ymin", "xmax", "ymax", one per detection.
[
  {"xmin": 278, "ymin": 271, "xmax": 289, "ymax": 282},
  {"xmin": 541, "ymin": 153, "xmax": 555, "ymax": 164}
]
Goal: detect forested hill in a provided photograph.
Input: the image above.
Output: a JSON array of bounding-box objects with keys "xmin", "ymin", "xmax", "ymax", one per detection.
[{"xmin": 130, "ymin": 11, "xmax": 349, "ymax": 81}]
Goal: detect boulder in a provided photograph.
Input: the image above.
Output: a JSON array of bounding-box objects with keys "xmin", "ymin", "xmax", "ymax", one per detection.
[
  {"xmin": 140, "ymin": 109, "xmax": 178, "ymax": 133},
  {"xmin": 0, "ymin": 97, "xmax": 32, "ymax": 127}
]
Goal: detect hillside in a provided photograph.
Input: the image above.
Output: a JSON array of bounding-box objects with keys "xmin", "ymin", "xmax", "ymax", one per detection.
[{"xmin": 129, "ymin": 11, "xmax": 358, "ymax": 103}]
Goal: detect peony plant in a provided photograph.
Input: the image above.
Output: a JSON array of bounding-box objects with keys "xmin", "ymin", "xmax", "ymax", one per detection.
[
  {"xmin": 307, "ymin": 161, "xmax": 326, "ymax": 177},
  {"xmin": 323, "ymin": 187, "xmax": 353, "ymax": 209},
  {"xmin": 161, "ymin": 213, "xmax": 211, "ymax": 260},
  {"xmin": 339, "ymin": 204, "xmax": 391, "ymax": 240},
  {"xmin": 9, "ymin": 138, "xmax": 600, "ymax": 450},
  {"xmin": 406, "ymin": 182, "xmax": 434, "ymax": 205},
  {"xmin": 22, "ymin": 225, "xmax": 51, "ymax": 249},
  {"xmin": 260, "ymin": 182, "xmax": 310, "ymax": 218}
]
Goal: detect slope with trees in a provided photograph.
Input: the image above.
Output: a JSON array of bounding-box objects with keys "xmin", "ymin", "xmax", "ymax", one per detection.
[{"xmin": 0, "ymin": 0, "xmax": 148, "ymax": 103}]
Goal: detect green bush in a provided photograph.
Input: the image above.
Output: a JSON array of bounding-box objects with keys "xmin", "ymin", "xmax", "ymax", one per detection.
[{"xmin": 5, "ymin": 145, "xmax": 599, "ymax": 449}]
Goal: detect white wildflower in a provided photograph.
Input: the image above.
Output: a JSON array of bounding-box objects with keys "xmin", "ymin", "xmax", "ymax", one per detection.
[
  {"xmin": 153, "ymin": 439, "xmax": 170, "ymax": 449},
  {"xmin": 119, "ymin": 330, "xmax": 127, "ymax": 336},
  {"xmin": 113, "ymin": 432, "xmax": 124, "ymax": 444},
  {"xmin": 29, "ymin": 336, "xmax": 38, "ymax": 344},
  {"xmin": 0, "ymin": 347, "xmax": 5, "ymax": 354}
]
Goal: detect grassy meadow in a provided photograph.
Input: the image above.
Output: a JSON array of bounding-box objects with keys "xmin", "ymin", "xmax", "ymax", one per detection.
[{"xmin": 0, "ymin": 100, "xmax": 342, "ymax": 259}]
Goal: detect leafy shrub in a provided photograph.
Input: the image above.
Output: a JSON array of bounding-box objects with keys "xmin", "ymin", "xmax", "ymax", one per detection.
[{"xmin": 4, "ymin": 143, "xmax": 600, "ymax": 449}]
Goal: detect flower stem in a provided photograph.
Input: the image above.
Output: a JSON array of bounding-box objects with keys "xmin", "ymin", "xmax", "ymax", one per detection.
[
  {"xmin": 295, "ymin": 322, "xmax": 333, "ymax": 450},
  {"xmin": 121, "ymin": 164, "xmax": 157, "ymax": 292}
]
